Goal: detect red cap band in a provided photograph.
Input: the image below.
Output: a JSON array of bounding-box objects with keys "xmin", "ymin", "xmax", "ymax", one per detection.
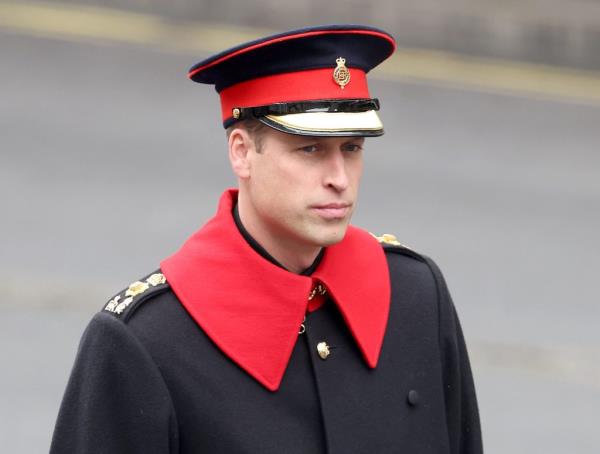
[{"xmin": 219, "ymin": 68, "xmax": 370, "ymax": 122}]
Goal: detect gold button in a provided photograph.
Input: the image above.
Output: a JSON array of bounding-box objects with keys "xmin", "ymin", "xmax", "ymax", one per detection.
[
  {"xmin": 232, "ymin": 108, "xmax": 241, "ymax": 119},
  {"xmin": 317, "ymin": 341, "xmax": 330, "ymax": 360}
]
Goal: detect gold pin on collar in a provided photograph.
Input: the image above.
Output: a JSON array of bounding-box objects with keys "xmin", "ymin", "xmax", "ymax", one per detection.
[
  {"xmin": 308, "ymin": 283, "xmax": 327, "ymax": 301},
  {"xmin": 333, "ymin": 57, "xmax": 351, "ymax": 89},
  {"xmin": 370, "ymin": 232, "xmax": 405, "ymax": 247}
]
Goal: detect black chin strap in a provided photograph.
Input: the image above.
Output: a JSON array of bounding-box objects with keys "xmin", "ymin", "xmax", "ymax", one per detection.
[{"xmin": 232, "ymin": 98, "xmax": 380, "ymax": 122}]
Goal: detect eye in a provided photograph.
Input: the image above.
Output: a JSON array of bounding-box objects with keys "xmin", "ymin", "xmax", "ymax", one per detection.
[
  {"xmin": 341, "ymin": 142, "xmax": 363, "ymax": 153},
  {"xmin": 299, "ymin": 144, "xmax": 319, "ymax": 153}
]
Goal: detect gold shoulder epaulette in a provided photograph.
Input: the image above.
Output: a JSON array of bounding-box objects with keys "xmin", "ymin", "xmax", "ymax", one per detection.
[
  {"xmin": 104, "ymin": 271, "xmax": 168, "ymax": 318},
  {"xmin": 370, "ymin": 232, "xmax": 411, "ymax": 249}
]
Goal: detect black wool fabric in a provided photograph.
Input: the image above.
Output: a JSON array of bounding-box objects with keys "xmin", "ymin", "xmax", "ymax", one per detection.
[{"xmin": 50, "ymin": 248, "xmax": 483, "ymax": 453}]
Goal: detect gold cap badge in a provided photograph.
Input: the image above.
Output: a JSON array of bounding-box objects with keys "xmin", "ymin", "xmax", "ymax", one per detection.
[{"xmin": 333, "ymin": 57, "xmax": 351, "ymax": 89}]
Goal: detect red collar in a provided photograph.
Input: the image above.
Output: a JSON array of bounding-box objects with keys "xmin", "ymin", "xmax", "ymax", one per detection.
[{"xmin": 161, "ymin": 189, "xmax": 390, "ymax": 391}]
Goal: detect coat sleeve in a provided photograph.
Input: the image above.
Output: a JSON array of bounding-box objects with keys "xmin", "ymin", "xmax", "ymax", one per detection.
[
  {"xmin": 425, "ymin": 257, "xmax": 483, "ymax": 454},
  {"xmin": 50, "ymin": 312, "xmax": 179, "ymax": 454}
]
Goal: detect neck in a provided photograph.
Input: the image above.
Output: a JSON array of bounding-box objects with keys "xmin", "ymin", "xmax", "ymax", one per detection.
[{"xmin": 237, "ymin": 191, "xmax": 321, "ymax": 275}]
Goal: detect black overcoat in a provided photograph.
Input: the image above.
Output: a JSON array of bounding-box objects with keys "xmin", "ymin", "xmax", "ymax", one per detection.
[{"xmin": 50, "ymin": 244, "xmax": 482, "ymax": 453}]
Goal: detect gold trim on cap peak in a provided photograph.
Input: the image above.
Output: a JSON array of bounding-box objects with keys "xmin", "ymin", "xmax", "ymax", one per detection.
[{"xmin": 264, "ymin": 110, "xmax": 383, "ymax": 133}]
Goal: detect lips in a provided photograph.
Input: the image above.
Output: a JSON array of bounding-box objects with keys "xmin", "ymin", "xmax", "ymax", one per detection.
[{"xmin": 311, "ymin": 202, "xmax": 352, "ymax": 220}]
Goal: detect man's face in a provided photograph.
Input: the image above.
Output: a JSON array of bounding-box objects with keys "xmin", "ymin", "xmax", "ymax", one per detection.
[{"xmin": 245, "ymin": 128, "xmax": 364, "ymax": 249}]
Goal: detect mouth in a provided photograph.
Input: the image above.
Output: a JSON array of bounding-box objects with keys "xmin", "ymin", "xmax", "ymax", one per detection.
[{"xmin": 311, "ymin": 202, "xmax": 352, "ymax": 220}]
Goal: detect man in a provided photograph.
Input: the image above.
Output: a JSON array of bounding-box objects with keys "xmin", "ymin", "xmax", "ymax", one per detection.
[{"xmin": 51, "ymin": 25, "xmax": 482, "ymax": 453}]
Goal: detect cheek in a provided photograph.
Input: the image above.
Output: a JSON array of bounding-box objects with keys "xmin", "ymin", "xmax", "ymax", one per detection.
[
  {"xmin": 254, "ymin": 157, "xmax": 292, "ymax": 194},
  {"xmin": 250, "ymin": 156, "xmax": 301, "ymax": 213},
  {"xmin": 347, "ymin": 157, "xmax": 364, "ymax": 187},
  {"xmin": 256, "ymin": 154, "xmax": 311, "ymax": 194}
]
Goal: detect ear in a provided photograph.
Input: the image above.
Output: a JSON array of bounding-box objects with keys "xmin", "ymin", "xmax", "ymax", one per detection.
[{"xmin": 228, "ymin": 127, "xmax": 254, "ymax": 179}]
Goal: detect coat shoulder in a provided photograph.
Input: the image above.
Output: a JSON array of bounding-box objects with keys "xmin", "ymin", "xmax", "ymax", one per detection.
[
  {"xmin": 370, "ymin": 232, "xmax": 427, "ymax": 264},
  {"xmin": 101, "ymin": 270, "xmax": 171, "ymax": 322},
  {"xmin": 372, "ymin": 232, "xmax": 448, "ymax": 295}
]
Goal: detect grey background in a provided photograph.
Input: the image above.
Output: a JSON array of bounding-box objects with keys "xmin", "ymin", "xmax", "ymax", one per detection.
[
  {"xmin": 1, "ymin": 1, "xmax": 600, "ymax": 452},
  {"xmin": 62, "ymin": 0, "xmax": 600, "ymax": 69}
]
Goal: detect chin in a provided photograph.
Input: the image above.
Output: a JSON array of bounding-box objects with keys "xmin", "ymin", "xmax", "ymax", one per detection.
[{"xmin": 311, "ymin": 225, "xmax": 349, "ymax": 247}]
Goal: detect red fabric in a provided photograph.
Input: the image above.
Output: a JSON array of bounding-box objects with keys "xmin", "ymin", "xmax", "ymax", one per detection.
[
  {"xmin": 307, "ymin": 292, "xmax": 326, "ymax": 313},
  {"xmin": 219, "ymin": 68, "xmax": 369, "ymax": 121},
  {"xmin": 188, "ymin": 29, "xmax": 396, "ymax": 79},
  {"xmin": 160, "ymin": 189, "xmax": 390, "ymax": 391}
]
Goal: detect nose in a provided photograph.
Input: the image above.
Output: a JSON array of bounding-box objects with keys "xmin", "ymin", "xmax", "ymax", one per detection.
[{"xmin": 323, "ymin": 149, "xmax": 349, "ymax": 192}]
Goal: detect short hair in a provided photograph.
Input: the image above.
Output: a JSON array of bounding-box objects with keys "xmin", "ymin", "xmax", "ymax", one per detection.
[{"xmin": 225, "ymin": 119, "xmax": 267, "ymax": 153}]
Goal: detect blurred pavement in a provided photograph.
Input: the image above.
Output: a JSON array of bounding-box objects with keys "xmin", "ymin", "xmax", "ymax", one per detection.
[{"xmin": 20, "ymin": 0, "xmax": 600, "ymax": 69}]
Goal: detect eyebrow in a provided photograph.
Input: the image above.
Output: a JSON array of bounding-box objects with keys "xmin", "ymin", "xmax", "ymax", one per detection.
[{"xmin": 341, "ymin": 138, "xmax": 365, "ymax": 144}]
